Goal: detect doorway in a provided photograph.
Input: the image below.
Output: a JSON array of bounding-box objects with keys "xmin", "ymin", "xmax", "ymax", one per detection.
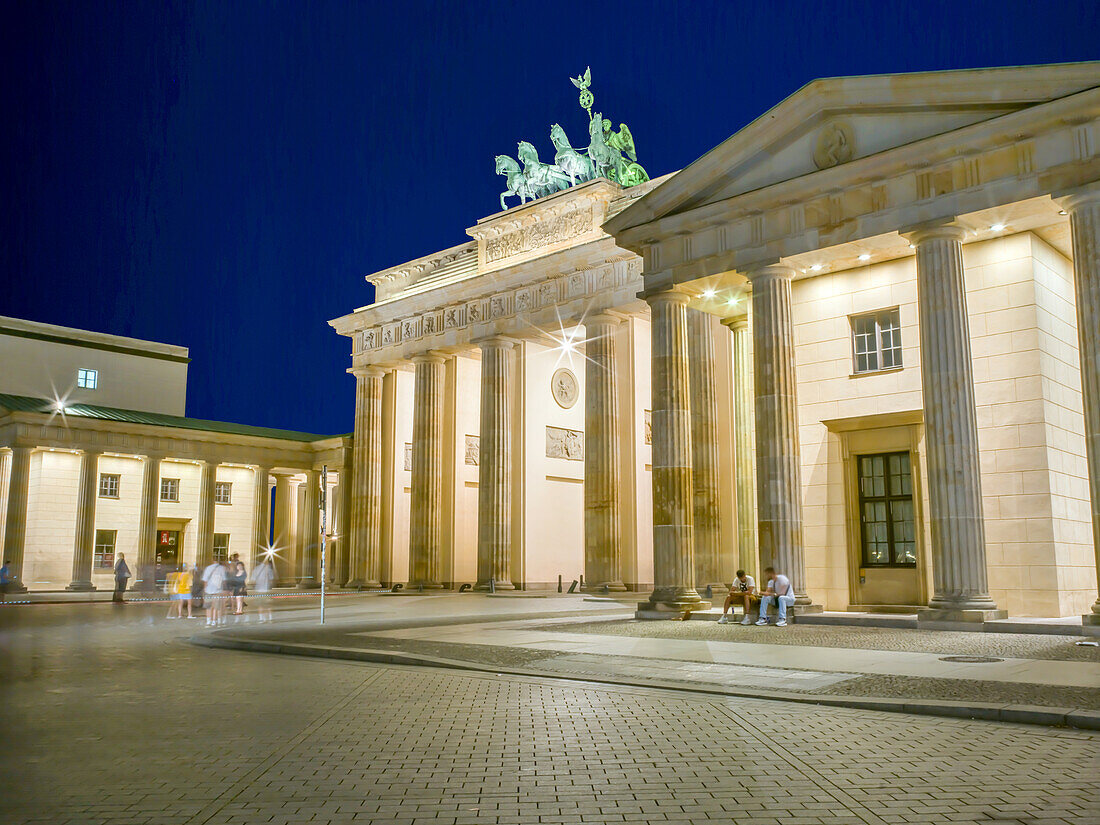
[
  {"xmin": 856, "ymin": 451, "xmax": 920, "ymax": 606},
  {"xmin": 155, "ymin": 529, "xmax": 180, "ymax": 586}
]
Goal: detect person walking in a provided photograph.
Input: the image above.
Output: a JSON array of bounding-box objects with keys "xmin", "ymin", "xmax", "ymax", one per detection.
[
  {"xmin": 252, "ymin": 558, "xmax": 275, "ymax": 622},
  {"xmin": 166, "ymin": 563, "xmax": 191, "ymax": 619},
  {"xmin": 229, "ymin": 561, "xmax": 247, "ymax": 617},
  {"xmin": 202, "ymin": 560, "xmax": 227, "ymax": 626},
  {"xmin": 188, "ymin": 561, "xmax": 204, "ymax": 618},
  {"xmin": 113, "ymin": 554, "xmax": 131, "ymax": 603}
]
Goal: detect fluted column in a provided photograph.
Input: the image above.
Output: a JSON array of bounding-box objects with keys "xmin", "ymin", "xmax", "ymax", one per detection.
[
  {"xmin": 584, "ymin": 315, "xmax": 626, "ymax": 592},
  {"xmin": 410, "ymin": 354, "xmax": 445, "ymax": 588},
  {"xmin": 195, "ymin": 461, "xmax": 217, "ymax": 569},
  {"xmin": 722, "ymin": 315, "xmax": 758, "ymax": 575},
  {"xmin": 688, "ymin": 308, "xmax": 724, "ymax": 591},
  {"xmin": 475, "ymin": 338, "xmax": 515, "ymax": 590},
  {"xmin": 272, "ymin": 472, "xmax": 294, "ymax": 586},
  {"xmin": 296, "ymin": 469, "xmax": 320, "ymax": 588},
  {"xmin": 248, "ymin": 465, "xmax": 270, "ymax": 583},
  {"xmin": 348, "ymin": 368, "xmax": 384, "ymax": 587},
  {"xmin": 1060, "ymin": 189, "xmax": 1100, "ymax": 622},
  {"xmin": 134, "ymin": 454, "xmax": 162, "ymax": 590},
  {"xmin": 645, "ymin": 289, "xmax": 705, "ymax": 610},
  {"xmin": 2, "ymin": 446, "xmax": 32, "ymax": 592},
  {"xmin": 749, "ymin": 265, "xmax": 810, "ymax": 603},
  {"xmin": 334, "ymin": 480, "xmax": 351, "ymax": 586},
  {"xmin": 67, "ymin": 449, "xmax": 102, "ymax": 591},
  {"xmin": 909, "ymin": 224, "xmax": 1002, "ymax": 619}
]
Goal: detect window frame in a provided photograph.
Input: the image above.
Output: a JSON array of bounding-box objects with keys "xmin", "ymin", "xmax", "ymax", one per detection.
[
  {"xmin": 98, "ymin": 473, "xmax": 120, "ymax": 499},
  {"xmin": 850, "ymin": 307, "xmax": 903, "ymax": 376},
  {"xmin": 856, "ymin": 450, "xmax": 917, "ymax": 568},
  {"xmin": 76, "ymin": 368, "xmax": 98, "ymax": 389},
  {"xmin": 160, "ymin": 477, "xmax": 180, "ymax": 502},
  {"xmin": 214, "ymin": 481, "xmax": 232, "ymax": 505},
  {"xmin": 212, "ymin": 533, "xmax": 230, "ymax": 564},
  {"xmin": 93, "ymin": 529, "xmax": 117, "ymax": 569}
]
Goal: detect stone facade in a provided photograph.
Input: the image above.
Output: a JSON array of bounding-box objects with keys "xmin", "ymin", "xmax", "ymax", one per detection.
[{"xmin": 329, "ymin": 63, "xmax": 1100, "ymax": 620}]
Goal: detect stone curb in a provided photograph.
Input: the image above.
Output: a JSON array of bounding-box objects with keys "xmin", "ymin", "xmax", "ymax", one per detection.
[{"xmin": 190, "ymin": 633, "xmax": 1100, "ymax": 733}]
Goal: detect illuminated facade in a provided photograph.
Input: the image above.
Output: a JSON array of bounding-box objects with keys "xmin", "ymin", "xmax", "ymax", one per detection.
[{"xmin": 331, "ymin": 63, "xmax": 1100, "ymax": 622}]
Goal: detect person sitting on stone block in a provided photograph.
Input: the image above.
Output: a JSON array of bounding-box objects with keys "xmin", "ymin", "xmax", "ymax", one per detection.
[
  {"xmin": 755, "ymin": 566, "xmax": 795, "ymax": 627},
  {"xmin": 717, "ymin": 570, "xmax": 757, "ymax": 625}
]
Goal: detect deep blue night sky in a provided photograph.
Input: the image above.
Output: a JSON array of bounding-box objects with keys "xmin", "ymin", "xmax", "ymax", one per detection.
[{"xmin": 2, "ymin": 1, "xmax": 1097, "ymax": 435}]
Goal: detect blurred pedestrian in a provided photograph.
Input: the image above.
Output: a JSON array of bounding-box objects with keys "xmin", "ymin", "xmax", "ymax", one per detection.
[
  {"xmin": 252, "ymin": 558, "xmax": 275, "ymax": 622},
  {"xmin": 228, "ymin": 561, "xmax": 247, "ymax": 616},
  {"xmin": 188, "ymin": 561, "xmax": 204, "ymax": 618},
  {"xmin": 113, "ymin": 554, "xmax": 131, "ymax": 603},
  {"xmin": 202, "ymin": 560, "xmax": 227, "ymax": 626},
  {"xmin": 166, "ymin": 563, "xmax": 191, "ymax": 619}
]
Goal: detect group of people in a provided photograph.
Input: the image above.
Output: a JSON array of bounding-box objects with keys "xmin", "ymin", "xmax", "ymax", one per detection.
[
  {"xmin": 717, "ymin": 566, "xmax": 796, "ymax": 627},
  {"xmin": 108, "ymin": 551, "xmax": 277, "ymax": 625}
]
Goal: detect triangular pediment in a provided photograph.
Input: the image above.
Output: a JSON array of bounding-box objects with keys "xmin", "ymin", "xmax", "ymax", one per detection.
[{"xmin": 607, "ymin": 62, "xmax": 1100, "ymax": 233}]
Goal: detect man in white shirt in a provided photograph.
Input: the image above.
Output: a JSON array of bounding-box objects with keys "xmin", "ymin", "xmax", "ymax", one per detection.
[
  {"xmin": 202, "ymin": 561, "xmax": 227, "ymax": 626},
  {"xmin": 717, "ymin": 570, "xmax": 757, "ymax": 625},
  {"xmin": 755, "ymin": 566, "xmax": 795, "ymax": 627}
]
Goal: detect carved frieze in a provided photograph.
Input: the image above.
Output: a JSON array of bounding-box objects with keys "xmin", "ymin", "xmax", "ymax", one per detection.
[
  {"xmin": 484, "ymin": 205, "xmax": 594, "ymax": 265},
  {"xmin": 813, "ymin": 121, "xmax": 855, "ymax": 169},
  {"xmin": 464, "ymin": 435, "xmax": 479, "ymax": 466},
  {"xmin": 644, "ymin": 410, "xmax": 652, "ymax": 445},
  {"xmin": 546, "ymin": 426, "xmax": 584, "ymax": 461},
  {"xmin": 403, "ymin": 443, "xmax": 412, "ymax": 472}
]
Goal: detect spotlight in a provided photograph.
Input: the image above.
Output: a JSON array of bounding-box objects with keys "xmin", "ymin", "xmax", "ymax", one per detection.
[
  {"xmin": 702, "ymin": 289, "xmax": 716, "ymax": 298},
  {"xmin": 990, "ymin": 223, "xmax": 1006, "ymax": 232},
  {"xmin": 858, "ymin": 254, "xmax": 871, "ymax": 262},
  {"xmin": 811, "ymin": 264, "xmax": 823, "ymax": 272},
  {"xmin": 726, "ymin": 297, "xmax": 738, "ymax": 306}
]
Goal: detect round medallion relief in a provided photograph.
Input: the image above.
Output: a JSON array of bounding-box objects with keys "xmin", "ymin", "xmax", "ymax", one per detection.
[
  {"xmin": 551, "ymin": 368, "xmax": 579, "ymax": 409},
  {"xmin": 813, "ymin": 120, "xmax": 855, "ymax": 169}
]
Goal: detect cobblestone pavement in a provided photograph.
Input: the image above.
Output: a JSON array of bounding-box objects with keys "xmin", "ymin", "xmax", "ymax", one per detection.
[{"xmin": 1, "ymin": 600, "xmax": 1099, "ymax": 824}]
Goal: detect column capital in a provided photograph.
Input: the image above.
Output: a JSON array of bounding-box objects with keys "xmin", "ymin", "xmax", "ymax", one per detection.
[
  {"xmin": 743, "ymin": 263, "xmax": 796, "ymax": 283},
  {"xmin": 901, "ymin": 219, "xmax": 966, "ymax": 245},
  {"xmin": 410, "ymin": 352, "xmax": 447, "ymax": 366},
  {"xmin": 642, "ymin": 286, "xmax": 692, "ymax": 307},
  {"xmin": 473, "ymin": 335, "xmax": 517, "ymax": 351},
  {"xmin": 720, "ymin": 315, "xmax": 748, "ymax": 332},
  {"xmin": 351, "ymin": 365, "xmax": 388, "ymax": 379},
  {"xmin": 584, "ymin": 311, "xmax": 626, "ymax": 330},
  {"xmin": 1054, "ymin": 181, "xmax": 1100, "ymax": 212}
]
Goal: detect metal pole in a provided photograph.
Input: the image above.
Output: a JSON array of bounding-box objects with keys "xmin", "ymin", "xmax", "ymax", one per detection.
[{"xmin": 320, "ymin": 465, "xmax": 327, "ymax": 625}]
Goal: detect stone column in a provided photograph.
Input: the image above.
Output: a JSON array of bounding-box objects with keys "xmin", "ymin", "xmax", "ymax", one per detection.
[
  {"xmin": 688, "ymin": 308, "xmax": 724, "ymax": 592},
  {"xmin": 348, "ymin": 368, "xmax": 384, "ymax": 587},
  {"xmin": 195, "ymin": 460, "xmax": 217, "ymax": 568},
  {"xmin": 1059, "ymin": 189, "xmax": 1100, "ymax": 623},
  {"xmin": 748, "ymin": 265, "xmax": 811, "ymax": 605},
  {"xmin": 644, "ymin": 289, "xmax": 706, "ymax": 610},
  {"xmin": 2, "ymin": 446, "xmax": 32, "ymax": 592},
  {"xmin": 409, "ymin": 354, "xmax": 445, "ymax": 588},
  {"xmin": 272, "ymin": 472, "xmax": 294, "ymax": 586},
  {"xmin": 67, "ymin": 449, "xmax": 102, "ymax": 591},
  {"xmin": 248, "ymin": 465, "xmax": 270, "ymax": 583},
  {"xmin": 477, "ymin": 338, "xmax": 515, "ymax": 590},
  {"xmin": 297, "ymin": 469, "xmax": 320, "ymax": 588},
  {"xmin": 135, "ymin": 454, "xmax": 162, "ymax": 591},
  {"xmin": 909, "ymin": 224, "xmax": 1003, "ymax": 621},
  {"xmin": 334, "ymin": 480, "xmax": 351, "ymax": 586},
  {"xmin": 722, "ymin": 316, "xmax": 758, "ymax": 575},
  {"xmin": 584, "ymin": 315, "xmax": 626, "ymax": 592}
]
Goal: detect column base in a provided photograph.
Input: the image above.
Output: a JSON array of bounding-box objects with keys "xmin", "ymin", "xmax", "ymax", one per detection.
[
  {"xmin": 475, "ymin": 580, "xmax": 515, "ymax": 591},
  {"xmin": 4, "ymin": 584, "xmax": 28, "ymax": 594},
  {"xmin": 65, "ymin": 582, "xmax": 96, "ymax": 592},
  {"xmin": 344, "ymin": 579, "xmax": 382, "ymax": 589},
  {"xmin": 585, "ymin": 581, "xmax": 627, "ymax": 593},
  {"xmin": 411, "ymin": 581, "xmax": 445, "ymax": 590},
  {"xmin": 1082, "ymin": 613, "xmax": 1100, "ymax": 627},
  {"xmin": 918, "ymin": 608, "xmax": 1008, "ymax": 624},
  {"xmin": 295, "ymin": 582, "xmax": 321, "ymax": 590}
]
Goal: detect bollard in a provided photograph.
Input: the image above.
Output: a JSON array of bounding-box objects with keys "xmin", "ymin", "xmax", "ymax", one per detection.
[
  {"xmin": 579, "ymin": 574, "xmax": 585, "ymax": 590},
  {"xmin": 489, "ymin": 577, "xmax": 496, "ymax": 594},
  {"xmin": 601, "ymin": 584, "xmax": 609, "ymax": 594},
  {"xmin": 567, "ymin": 579, "xmax": 578, "ymax": 594},
  {"xmin": 705, "ymin": 584, "xmax": 713, "ymax": 599},
  {"xmin": 418, "ymin": 581, "xmax": 424, "ymax": 593},
  {"xmin": 558, "ymin": 574, "xmax": 563, "ymax": 593}
]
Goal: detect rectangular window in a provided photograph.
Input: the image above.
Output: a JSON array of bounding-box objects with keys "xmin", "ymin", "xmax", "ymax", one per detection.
[
  {"xmin": 214, "ymin": 481, "xmax": 232, "ymax": 505},
  {"xmin": 213, "ymin": 533, "xmax": 230, "ymax": 564},
  {"xmin": 160, "ymin": 478, "xmax": 180, "ymax": 502},
  {"xmin": 98, "ymin": 473, "xmax": 120, "ymax": 498},
  {"xmin": 93, "ymin": 529, "xmax": 117, "ymax": 569},
  {"xmin": 857, "ymin": 451, "xmax": 917, "ymax": 567},
  {"xmin": 77, "ymin": 368, "xmax": 98, "ymax": 389},
  {"xmin": 851, "ymin": 308, "xmax": 902, "ymax": 374}
]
